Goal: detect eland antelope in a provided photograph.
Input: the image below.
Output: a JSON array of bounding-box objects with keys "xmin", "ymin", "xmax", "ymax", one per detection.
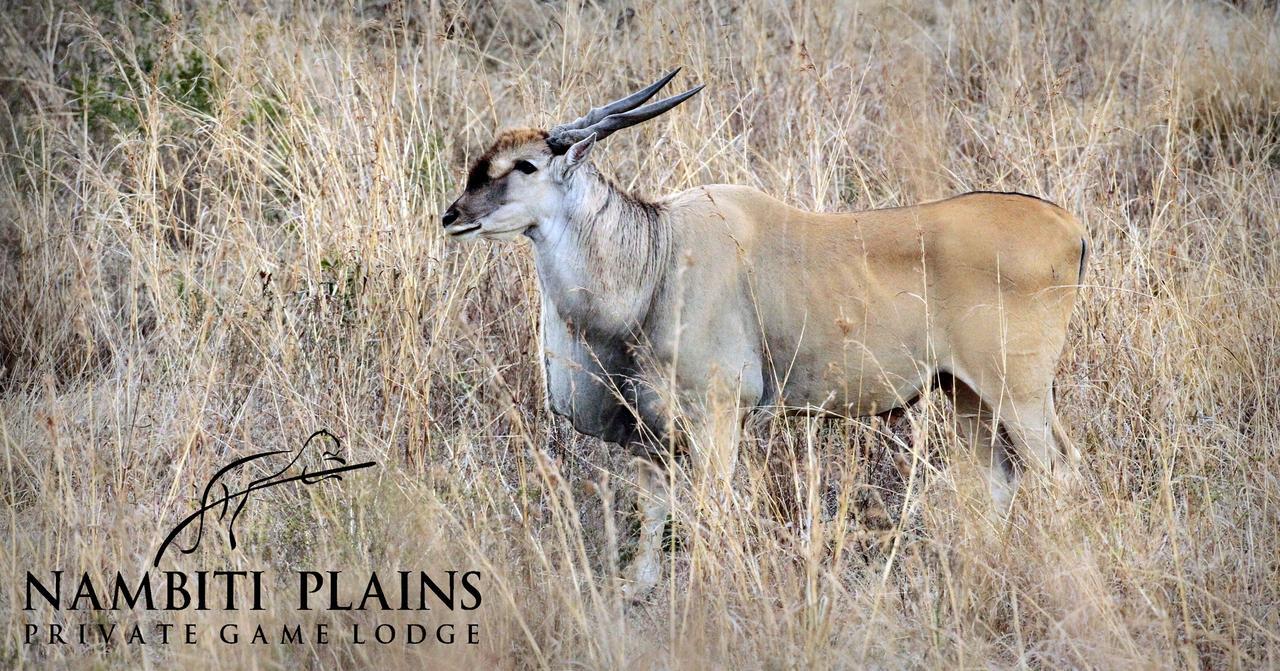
[{"xmin": 442, "ymin": 70, "xmax": 1088, "ymax": 597}]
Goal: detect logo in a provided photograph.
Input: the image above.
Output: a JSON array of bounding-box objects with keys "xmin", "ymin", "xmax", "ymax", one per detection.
[
  {"xmin": 152, "ymin": 429, "xmax": 375, "ymax": 567},
  {"xmin": 22, "ymin": 431, "xmax": 483, "ymax": 648}
]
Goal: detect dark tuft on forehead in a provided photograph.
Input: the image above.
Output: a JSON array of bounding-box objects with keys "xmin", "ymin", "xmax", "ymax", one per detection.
[
  {"xmin": 464, "ymin": 127, "xmax": 549, "ymax": 191},
  {"xmin": 465, "ymin": 159, "xmax": 493, "ymax": 190}
]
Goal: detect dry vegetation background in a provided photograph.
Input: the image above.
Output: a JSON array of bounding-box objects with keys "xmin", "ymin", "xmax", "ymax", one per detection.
[{"xmin": 2, "ymin": 0, "xmax": 1279, "ymax": 668}]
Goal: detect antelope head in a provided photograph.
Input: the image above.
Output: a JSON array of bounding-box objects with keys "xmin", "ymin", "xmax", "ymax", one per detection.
[{"xmin": 441, "ymin": 69, "xmax": 702, "ymax": 240}]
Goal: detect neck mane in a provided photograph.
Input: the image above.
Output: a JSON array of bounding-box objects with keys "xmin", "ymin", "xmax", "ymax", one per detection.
[{"xmin": 527, "ymin": 165, "xmax": 669, "ymax": 333}]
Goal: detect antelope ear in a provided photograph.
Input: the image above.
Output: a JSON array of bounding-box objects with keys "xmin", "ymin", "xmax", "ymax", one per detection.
[{"xmin": 565, "ymin": 133, "xmax": 597, "ymax": 167}]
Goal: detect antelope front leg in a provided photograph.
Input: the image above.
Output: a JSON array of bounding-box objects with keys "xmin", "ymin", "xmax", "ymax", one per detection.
[
  {"xmin": 622, "ymin": 458, "xmax": 668, "ymax": 600},
  {"xmin": 688, "ymin": 406, "xmax": 746, "ymax": 507}
]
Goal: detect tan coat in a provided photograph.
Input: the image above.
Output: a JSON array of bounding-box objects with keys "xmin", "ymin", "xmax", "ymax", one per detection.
[{"xmin": 656, "ymin": 186, "xmax": 1085, "ymax": 422}]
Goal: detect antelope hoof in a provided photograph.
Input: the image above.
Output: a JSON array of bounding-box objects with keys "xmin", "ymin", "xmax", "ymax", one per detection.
[{"xmin": 621, "ymin": 559, "xmax": 660, "ymax": 602}]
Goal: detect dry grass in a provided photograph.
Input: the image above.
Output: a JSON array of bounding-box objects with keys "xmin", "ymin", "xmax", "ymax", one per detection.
[{"xmin": 2, "ymin": 0, "xmax": 1279, "ymax": 668}]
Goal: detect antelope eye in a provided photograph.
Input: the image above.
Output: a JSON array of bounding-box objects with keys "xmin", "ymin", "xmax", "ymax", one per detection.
[{"xmin": 514, "ymin": 160, "xmax": 538, "ymax": 174}]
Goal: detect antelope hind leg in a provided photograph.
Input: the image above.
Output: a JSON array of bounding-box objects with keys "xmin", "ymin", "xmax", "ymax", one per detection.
[{"xmin": 947, "ymin": 377, "xmax": 1015, "ymax": 513}]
